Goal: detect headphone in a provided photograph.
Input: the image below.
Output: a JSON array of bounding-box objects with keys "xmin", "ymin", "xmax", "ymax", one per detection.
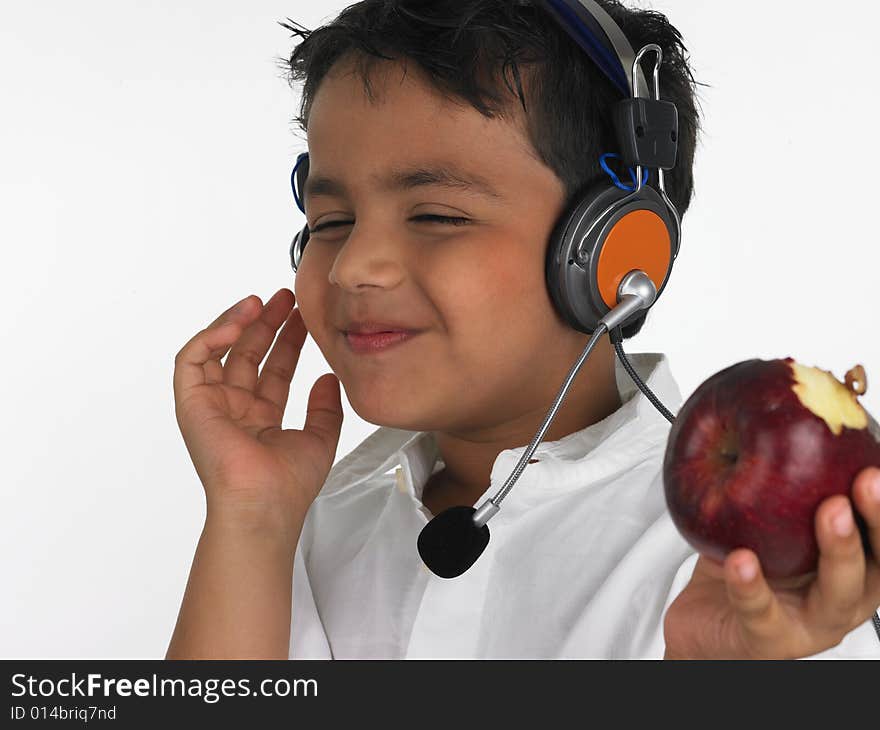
[{"xmin": 289, "ymin": 0, "xmax": 681, "ymax": 337}]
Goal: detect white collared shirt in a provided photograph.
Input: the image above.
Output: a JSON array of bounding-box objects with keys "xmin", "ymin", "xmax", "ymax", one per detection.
[{"xmin": 289, "ymin": 352, "xmax": 880, "ymax": 659}]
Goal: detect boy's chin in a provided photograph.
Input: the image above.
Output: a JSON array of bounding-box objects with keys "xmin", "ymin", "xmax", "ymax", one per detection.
[{"xmin": 346, "ymin": 390, "xmax": 436, "ymax": 432}]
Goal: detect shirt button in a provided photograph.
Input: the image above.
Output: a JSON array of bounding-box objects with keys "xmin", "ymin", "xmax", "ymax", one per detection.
[{"xmin": 395, "ymin": 467, "xmax": 408, "ymax": 494}]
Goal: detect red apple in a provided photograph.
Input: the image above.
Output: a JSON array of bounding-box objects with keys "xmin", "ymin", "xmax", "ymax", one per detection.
[{"xmin": 662, "ymin": 357, "xmax": 880, "ymax": 579}]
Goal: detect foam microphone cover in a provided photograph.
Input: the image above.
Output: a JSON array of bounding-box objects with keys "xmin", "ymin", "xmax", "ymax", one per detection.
[{"xmin": 417, "ymin": 506, "xmax": 490, "ymax": 579}]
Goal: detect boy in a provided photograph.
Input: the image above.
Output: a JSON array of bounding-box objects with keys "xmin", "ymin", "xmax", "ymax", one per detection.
[{"xmin": 168, "ymin": 0, "xmax": 880, "ymax": 658}]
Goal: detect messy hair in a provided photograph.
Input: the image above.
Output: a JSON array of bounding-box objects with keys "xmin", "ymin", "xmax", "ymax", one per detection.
[{"xmin": 278, "ymin": 0, "xmax": 704, "ymax": 339}]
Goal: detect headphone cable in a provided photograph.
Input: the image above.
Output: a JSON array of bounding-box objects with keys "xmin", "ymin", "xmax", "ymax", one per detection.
[{"xmin": 609, "ymin": 325, "xmax": 675, "ymax": 424}]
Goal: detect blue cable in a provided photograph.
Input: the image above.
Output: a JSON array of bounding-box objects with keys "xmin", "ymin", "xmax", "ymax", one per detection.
[{"xmin": 600, "ymin": 153, "xmax": 649, "ymax": 191}]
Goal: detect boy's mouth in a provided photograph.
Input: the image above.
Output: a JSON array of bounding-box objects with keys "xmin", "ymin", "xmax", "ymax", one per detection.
[
  {"xmin": 343, "ymin": 330, "xmax": 422, "ymax": 355},
  {"xmin": 343, "ymin": 320, "xmax": 422, "ymax": 335}
]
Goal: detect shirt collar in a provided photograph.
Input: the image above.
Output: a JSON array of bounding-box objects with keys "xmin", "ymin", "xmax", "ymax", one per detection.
[{"xmin": 394, "ymin": 351, "xmax": 683, "ymax": 511}]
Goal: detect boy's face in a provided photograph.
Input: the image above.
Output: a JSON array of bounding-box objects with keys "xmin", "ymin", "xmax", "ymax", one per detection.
[{"xmin": 295, "ymin": 56, "xmax": 595, "ymax": 432}]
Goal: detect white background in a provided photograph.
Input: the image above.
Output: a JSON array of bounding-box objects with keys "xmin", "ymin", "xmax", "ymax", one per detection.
[{"xmin": 2, "ymin": 0, "xmax": 878, "ymax": 658}]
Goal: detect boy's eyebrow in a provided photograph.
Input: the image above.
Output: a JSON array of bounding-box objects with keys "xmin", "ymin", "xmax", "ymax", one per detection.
[{"xmin": 303, "ymin": 163, "xmax": 505, "ymax": 203}]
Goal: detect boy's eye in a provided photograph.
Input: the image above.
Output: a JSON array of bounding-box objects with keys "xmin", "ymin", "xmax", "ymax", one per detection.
[{"xmin": 308, "ymin": 214, "xmax": 471, "ymax": 234}]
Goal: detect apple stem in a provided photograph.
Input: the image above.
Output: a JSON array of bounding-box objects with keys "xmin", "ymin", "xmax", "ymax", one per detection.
[{"xmin": 845, "ymin": 364, "xmax": 867, "ymax": 396}]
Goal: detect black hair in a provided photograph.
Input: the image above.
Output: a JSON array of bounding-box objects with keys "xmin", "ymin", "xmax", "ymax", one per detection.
[{"xmin": 278, "ymin": 0, "xmax": 705, "ymax": 339}]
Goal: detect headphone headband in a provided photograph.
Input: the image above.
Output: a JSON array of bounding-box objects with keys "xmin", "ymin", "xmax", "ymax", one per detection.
[{"xmin": 539, "ymin": 0, "xmax": 648, "ymax": 98}]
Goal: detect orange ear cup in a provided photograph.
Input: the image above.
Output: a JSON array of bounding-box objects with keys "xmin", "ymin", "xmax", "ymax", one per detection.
[{"xmin": 596, "ymin": 209, "xmax": 672, "ymax": 309}]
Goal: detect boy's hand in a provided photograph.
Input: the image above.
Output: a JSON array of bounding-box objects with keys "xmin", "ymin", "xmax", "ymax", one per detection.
[
  {"xmin": 663, "ymin": 466, "xmax": 880, "ymax": 659},
  {"xmin": 173, "ymin": 288, "xmax": 343, "ymax": 535}
]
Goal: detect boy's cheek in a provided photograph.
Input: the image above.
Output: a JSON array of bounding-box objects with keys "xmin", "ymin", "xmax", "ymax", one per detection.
[{"xmin": 292, "ymin": 273, "xmax": 324, "ymax": 335}]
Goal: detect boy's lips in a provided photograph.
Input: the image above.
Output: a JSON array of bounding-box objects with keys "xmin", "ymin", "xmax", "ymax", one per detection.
[
  {"xmin": 341, "ymin": 320, "xmax": 424, "ymax": 335},
  {"xmin": 343, "ymin": 330, "xmax": 422, "ymax": 354}
]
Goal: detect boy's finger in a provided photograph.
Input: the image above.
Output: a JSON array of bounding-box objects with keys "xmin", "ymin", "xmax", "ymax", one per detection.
[
  {"xmin": 173, "ymin": 294, "xmax": 261, "ymax": 391},
  {"xmin": 224, "ymin": 289, "xmax": 295, "ymax": 393},
  {"xmin": 255, "ymin": 306, "xmax": 308, "ymax": 413},
  {"xmin": 851, "ymin": 467, "xmax": 880, "ymax": 571},
  {"xmin": 206, "ymin": 293, "xmax": 261, "ymax": 330},
  {"xmin": 173, "ymin": 320, "xmax": 242, "ymax": 399},
  {"xmin": 724, "ymin": 548, "xmax": 784, "ymax": 654},
  {"xmin": 806, "ymin": 495, "xmax": 866, "ymax": 632},
  {"xmin": 850, "ymin": 467, "xmax": 880, "ymax": 615}
]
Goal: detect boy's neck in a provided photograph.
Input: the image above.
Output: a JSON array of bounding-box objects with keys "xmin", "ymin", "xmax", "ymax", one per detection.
[{"xmin": 422, "ymin": 337, "xmax": 623, "ymax": 514}]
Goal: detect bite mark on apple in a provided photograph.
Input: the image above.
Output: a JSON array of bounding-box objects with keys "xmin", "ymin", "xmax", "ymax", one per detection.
[{"xmin": 789, "ymin": 361, "xmax": 867, "ymax": 436}]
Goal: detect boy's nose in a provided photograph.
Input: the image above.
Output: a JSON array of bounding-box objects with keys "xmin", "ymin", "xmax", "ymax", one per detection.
[{"xmin": 327, "ymin": 224, "xmax": 409, "ymax": 293}]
